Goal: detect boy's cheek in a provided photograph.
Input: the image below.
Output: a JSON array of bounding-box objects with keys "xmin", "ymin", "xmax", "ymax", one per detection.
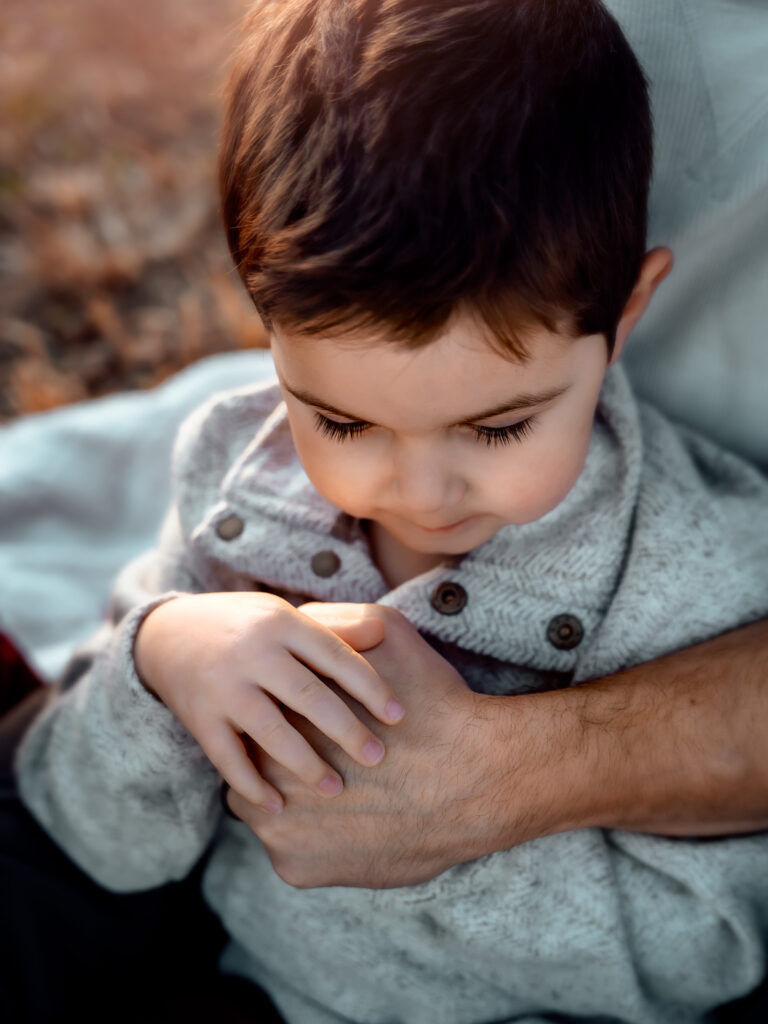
[
  {"xmin": 495, "ymin": 452, "xmax": 585, "ymax": 524},
  {"xmin": 301, "ymin": 448, "xmax": 377, "ymax": 509}
]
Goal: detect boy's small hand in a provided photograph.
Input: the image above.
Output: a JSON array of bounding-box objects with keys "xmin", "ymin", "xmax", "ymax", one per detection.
[
  {"xmin": 227, "ymin": 603, "xmax": 487, "ymax": 889},
  {"xmin": 133, "ymin": 593, "xmax": 403, "ymax": 813}
]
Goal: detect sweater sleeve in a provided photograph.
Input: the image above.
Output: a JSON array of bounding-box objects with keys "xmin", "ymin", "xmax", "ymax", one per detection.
[
  {"xmin": 14, "ymin": 381, "xmax": 285, "ymax": 894},
  {"xmin": 14, "ymin": 504, "xmax": 223, "ymax": 893}
]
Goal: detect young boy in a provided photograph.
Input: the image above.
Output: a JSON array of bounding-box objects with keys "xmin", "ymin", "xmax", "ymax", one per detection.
[{"xmin": 15, "ymin": 1, "xmax": 768, "ymax": 1022}]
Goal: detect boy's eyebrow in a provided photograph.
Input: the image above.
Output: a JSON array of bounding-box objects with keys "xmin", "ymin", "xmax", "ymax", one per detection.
[{"xmin": 282, "ymin": 382, "xmax": 570, "ymax": 426}]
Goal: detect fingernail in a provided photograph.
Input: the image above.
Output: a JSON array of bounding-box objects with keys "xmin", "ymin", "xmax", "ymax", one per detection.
[
  {"xmin": 261, "ymin": 799, "xmax": 283, "ymax": 814},
  {"xmin": 319, "ymin": 774, "xmax": 343, "ymax": 796},
  {"xmin": 363, "ymin": 737, "xmax": 385, "ymax": 765},
  {"xmin": 385, "ymin": 699, "xmax": 404, "ymax": 722}
]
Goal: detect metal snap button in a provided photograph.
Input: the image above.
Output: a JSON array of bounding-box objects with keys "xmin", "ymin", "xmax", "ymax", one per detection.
[
  {"xmin": 311, "ymin": 550, "xmax": 341, "ymax": 577},
  {"xmin": 215, "ymin": 514, "xmax": 244, "ymax": 541},
  {"xmin": 546, "ymin": 614, "xmax": 583, "ymax": 650},
  {"xmin": 430, "ymin": 581, "xmax": 468, "ymax": 616}
]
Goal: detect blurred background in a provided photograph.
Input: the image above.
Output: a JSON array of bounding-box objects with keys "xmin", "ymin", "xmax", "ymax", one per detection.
[{"xmin": 0, "ymin": 0, "xmax": 268, "ymax": 422}]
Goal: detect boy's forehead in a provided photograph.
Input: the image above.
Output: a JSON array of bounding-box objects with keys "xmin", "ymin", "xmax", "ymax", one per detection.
[{"xmin": 271, "ymin": 317, "xmax": 584, "ymax": 428}]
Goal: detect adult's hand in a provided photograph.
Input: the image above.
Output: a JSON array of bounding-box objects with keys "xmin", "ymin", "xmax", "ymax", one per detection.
[
  {"xmin": 226, "ymin": 602, "xmax": 546, "ymax": 888},
  {"xmin": 227, "ymin": 607, "xmax": 768, "ymax": 889}
]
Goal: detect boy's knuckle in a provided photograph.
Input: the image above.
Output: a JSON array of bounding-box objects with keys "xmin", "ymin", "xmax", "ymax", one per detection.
[
  {"xmin": 254, "ymin": 715, "xmax": 288, "ymax": 746},
  {"xmin": 251, "ymin": 594, "xmax": 292, "ymax": 626},
  {"xmin": 268, "ymin": 604, "xmax": 295, "ymax": 632},
  {"xmin": 294, "ymin": 676, "xmax": 323, "ymax": 704},
  {"xmin": 255, "ymin": 592, "xmax": 289, "ymax": 612},
  {"xmin": 325, "ymin": 631, "xmax": 353, "ymax": 661}
]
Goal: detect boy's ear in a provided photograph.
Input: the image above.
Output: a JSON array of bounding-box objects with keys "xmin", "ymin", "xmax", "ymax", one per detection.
[{"xmin": 609, "ymin": 247, "xmax": 674, "ymax": 365}]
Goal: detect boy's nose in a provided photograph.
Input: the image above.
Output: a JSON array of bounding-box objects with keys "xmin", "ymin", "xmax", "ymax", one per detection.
[{"xmin": 391, "ymin": 447, "xmax": 464, "ymax": 515}]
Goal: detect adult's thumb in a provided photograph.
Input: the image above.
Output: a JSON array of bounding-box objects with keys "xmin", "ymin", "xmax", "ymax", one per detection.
[{"xmin": 298, "ymin": 602, "xmax": 386, "ymax": 651}]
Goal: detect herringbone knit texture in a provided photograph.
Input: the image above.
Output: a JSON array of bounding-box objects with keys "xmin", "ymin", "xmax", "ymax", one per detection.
[{"xmin": 16, "ymin": 360, "xmax": 768, "ymax": 1024}]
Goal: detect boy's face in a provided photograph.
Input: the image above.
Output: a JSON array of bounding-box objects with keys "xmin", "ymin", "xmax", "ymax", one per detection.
[{"xmin": 270, "ymin": 310, "xmax": 612, "ymax": 563}]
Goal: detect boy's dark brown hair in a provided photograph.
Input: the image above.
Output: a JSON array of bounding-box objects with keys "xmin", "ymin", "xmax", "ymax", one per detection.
[{"xmin": 219, "ymin": 0, "xmax": 652, "ymax": 360}]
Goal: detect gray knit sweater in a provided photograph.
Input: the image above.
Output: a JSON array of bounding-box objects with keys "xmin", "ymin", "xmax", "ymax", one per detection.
[{"xmin": 16, "ymin": 363, "xmax": 768, "ymax": 1024}]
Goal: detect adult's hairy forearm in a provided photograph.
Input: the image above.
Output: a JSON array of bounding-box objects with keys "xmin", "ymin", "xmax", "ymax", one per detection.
[{"xmin": 483, "ymin": 617, "xmax": 768, "ymax": 846}]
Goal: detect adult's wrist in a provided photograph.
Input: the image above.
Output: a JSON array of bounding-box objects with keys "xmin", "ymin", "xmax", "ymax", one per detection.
[
  {"xmin": 570, "ymin": 622, "xmax": 768, "ymax": 836},
  {"xmin": 473, "ymin": 620, "xmax": 768, "ymax": 845},
  {"xmin": 467, "ymin": 689, "xmax": 597, "ymax": 851},
  {"xmin": 470, "ymin": 678, "xmax": 688, "ymax": 851}
]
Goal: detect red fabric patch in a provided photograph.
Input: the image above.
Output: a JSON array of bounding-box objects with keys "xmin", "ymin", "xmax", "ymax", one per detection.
[{"xmin": 0, "ymin": 632, "xmax": 44, "ymax": 717}]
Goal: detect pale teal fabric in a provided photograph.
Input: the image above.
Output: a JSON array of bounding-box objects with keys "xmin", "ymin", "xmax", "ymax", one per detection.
[
  {"xmin": 607, "ymin": 0, "xmax": 768, "ymax": 469},
  {"xmin": 0, "ymin": 350, "xmax": 276, "ymax": 679}
]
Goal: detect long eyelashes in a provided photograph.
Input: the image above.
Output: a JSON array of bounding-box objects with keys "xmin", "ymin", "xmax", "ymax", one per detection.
[
  {"xmin": 314, "ymin": 414, "xmax": 371, "ymax": 442},
  {"xmin": 313, "ymin": 412, "xmax": 536, "ymax": 447},
  {"xmin": 471, "ymin": 418, "xmax": 535, "ymax": 446}
]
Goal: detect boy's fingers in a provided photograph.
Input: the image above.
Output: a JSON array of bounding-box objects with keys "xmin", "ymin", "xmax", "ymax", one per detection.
[
  {"xmin": 287, "ymin": 614, "xmax": 404, "ymax": 726},
  {"xmin": 298, "ymin": 602, "xmax": 385, "ymax": 651},
  {"xmin": 235, "ymin": 688, "xmax": 346, "ymax": 797},
  {"xmin": 202, "ymin": 722, "xmax": 284, "ymax": 813},
  {"xmin": 255, "ymin": 657, "xmax": 388, "ymax": 770}
]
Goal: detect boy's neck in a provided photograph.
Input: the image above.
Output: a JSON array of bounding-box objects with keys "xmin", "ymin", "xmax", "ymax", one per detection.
[{"xmin": 363, "ymin": 519, "xmax": 451, "ymax": 589}]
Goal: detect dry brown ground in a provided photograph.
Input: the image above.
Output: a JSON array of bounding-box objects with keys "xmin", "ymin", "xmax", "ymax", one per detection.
[{"xmin": 0, "ymin": 0, "xmax": 268, "ymax": 421}]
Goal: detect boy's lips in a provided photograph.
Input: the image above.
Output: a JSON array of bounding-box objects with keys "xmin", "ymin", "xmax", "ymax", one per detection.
[{"xmin": 414, "ymin": 516, "xmax": 474, "ymax": 533}]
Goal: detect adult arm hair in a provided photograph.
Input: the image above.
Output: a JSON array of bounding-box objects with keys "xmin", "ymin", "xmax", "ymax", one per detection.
[{"xmin": 480, "ymin": 616, "xmax": 768, "ymax": 846}]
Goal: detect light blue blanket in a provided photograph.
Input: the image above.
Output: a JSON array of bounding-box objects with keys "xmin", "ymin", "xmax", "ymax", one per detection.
[{"xmin": 0, "ymin": 351, "xmax": 277, "ymax": 679}]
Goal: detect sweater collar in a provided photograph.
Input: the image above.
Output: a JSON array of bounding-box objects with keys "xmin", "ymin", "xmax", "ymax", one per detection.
[{"xmin": 210, "ymin": 364, "xmax": 642, "ymax": 670}]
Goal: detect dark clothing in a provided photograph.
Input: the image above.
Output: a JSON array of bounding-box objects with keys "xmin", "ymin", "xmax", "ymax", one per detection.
[{"xmin": 0, "ymin": 637, "xmax": 283, "ymax": 1024}]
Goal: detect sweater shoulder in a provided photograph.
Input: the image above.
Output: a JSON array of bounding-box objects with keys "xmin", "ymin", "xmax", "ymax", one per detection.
[
  {"xmin": 581, "ymin": 391, "xmax": 768, "ymax": 676},
  {"xmin": 170, "ymin": 376, "xmax": 283, "ymax": 515},
  {"xmin": 634, "ymin": 395, "xmax": 768, "ymax": 519}
]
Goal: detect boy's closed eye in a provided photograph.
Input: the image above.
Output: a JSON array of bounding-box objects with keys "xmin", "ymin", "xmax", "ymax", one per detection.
[{"xmin": 312, "ymin": 411, "xmax": 538, "ymax": 448}]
